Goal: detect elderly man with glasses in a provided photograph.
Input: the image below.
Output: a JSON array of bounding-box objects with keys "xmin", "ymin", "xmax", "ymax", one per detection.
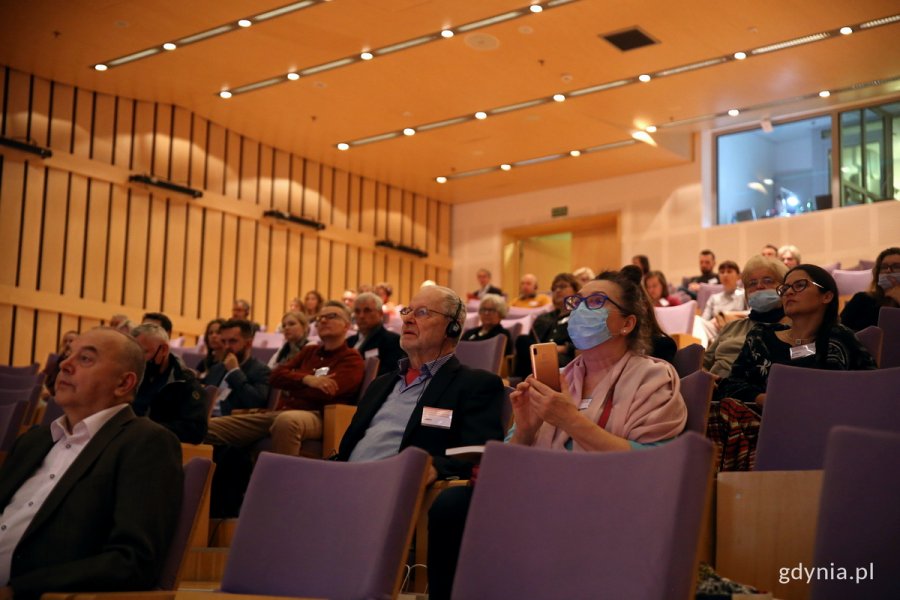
[{"xmin": 346, "ymin": 292, "xmax": 406, "ymax": 376}]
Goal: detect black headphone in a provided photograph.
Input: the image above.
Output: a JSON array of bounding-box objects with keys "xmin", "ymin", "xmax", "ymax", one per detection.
[{"xmin": 445, "ymin": 297, "xmax": 464, "ymax": 338}]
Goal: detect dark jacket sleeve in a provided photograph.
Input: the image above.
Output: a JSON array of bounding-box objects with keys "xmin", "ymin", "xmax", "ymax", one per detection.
[
  {"xmin": 716, "ymin": 325, "xmax": 771, "ymax": 403},
  {"xmin": 224, "ymin": 359, "xmax": 271, "ymax": 411},
  {"xmin": 839, "ymin": 292, "xmax": 879, "ymax": 332}
]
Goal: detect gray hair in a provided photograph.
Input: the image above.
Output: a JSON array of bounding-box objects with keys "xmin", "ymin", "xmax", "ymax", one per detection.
[
  {"xmin": 130, "ymin": 322, "xmax": 169, "ymax": 343},
  {"xmin": 355, "ymin": 291, "xmax": 384, "ymax": 311},
  {"xmin": 778, "ymin": 244, "xmax": 801, "ymax": 263},
  {"xmin": 479, "ymin": 293, "xmax": 509, "ymax": 318},
  {"xmin": 431, "ymin": 285, "xmax": 466, "ymax": 334},
  {"xmin": 741, "ymin": 255, "xmax": 788, "ymax": 287}
]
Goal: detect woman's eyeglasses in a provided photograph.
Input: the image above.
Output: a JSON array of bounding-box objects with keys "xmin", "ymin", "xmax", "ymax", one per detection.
[
  {"xmin": 775, "ymin": 279, "xmax": 825, "ymax": 297},
  {"xmin": 879, "ymin": 263, "xmax": 900, "ymax": 274},
  {"xmin": 746, "ymin": 276, "xmax": 777, "ymax": 289},
  {"xmin": 564, "ymin": 292, "xmax": 627, "ymax": 313}
]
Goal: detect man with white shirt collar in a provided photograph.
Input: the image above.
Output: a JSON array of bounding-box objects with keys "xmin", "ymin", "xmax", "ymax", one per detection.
[
  {"xmin": 346, "ymin": 292, "xmax": 405, "ymax": 377},
  {"xmin": 0, "ymin": 327, "xmax": 182, "ymax": 600}
]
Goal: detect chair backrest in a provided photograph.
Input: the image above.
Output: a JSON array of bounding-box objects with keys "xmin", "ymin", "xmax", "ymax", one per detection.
[
  {"xmin": 855, "ymin": 325, "xmax": 883, "ymax": 367},
  {"xmin": 455, "ymin": 335, "xmax": 507, "ymax": 374},
  {"xmin": 654, "ymin": 300, "xmax": 697, "ymax": 335},
  {"xmin": 672, "ymin": 343, "xmax": 704, "ymax": 377},
  {"xmin": 249, "ymin": 346, "xmax": 278, "ymax": 364},
  {"xmin": 359, "ymin": 355, "xmax": 380, "ymax": 401},
  {"xmin": 452, "ymin": 435, "xmax": 713, "ymax": 600},
  {"xmin": 0, "ymin": 363, "xmax": 39, "ymax": 376},
  {"xmin": 811, "ymin": 427, "xmax": 900, "ymax": 599},
  {"xmin": 221, "ymin": 448, "xmax": 431, "ymax": 600},
  {"xmin": 755, "ymin": 365, "xmax": 900, "ymax": 470},
  {"xmin": 169, "ymin": 336, "xmax": 186, "ymax": 348},
  {"xmin": 500, "ymin": 313, "xmax": 536, "ymax": 339},
  {"xmin": 832, "ymin": 269, "xmax": 871, "ymax": 297},
  {"xmin": 158, "ymin": 457, "xmax": 215, "ymax": 590},
  {"xmin": 203, "ymin": 385, "xmax": 219, "ymax": 417},
  {"xmin": 878, "ymin": 306, "xmax": 900, "ymax": 368},
  {"xmin": 680, "ymin": 370, "xmax": 715, "ymax": 435},
  {"xmin": 41, "ymin": 396, "xmax": 65, "ymax": 426},
  {"xmin": 252, "ymin": 331, "xmax": 285, "ymax": 348},
  {"xmin": 0, "ymin": 372, "xmax": 45, "ymax": 389},
  {"xmin": 696, "ymin": 283, "xmax": 724, "ymax": 313},
  {"xmin": 0, "ymin": 401, "xmax": 28, "ymax": 452},
  {"xmin": 178, "ymin": 348, "xmax": 204, "ymax": 370},
  {"xmin": 821, "ymin": 261, "xmax": 841, "ymax": 273}
]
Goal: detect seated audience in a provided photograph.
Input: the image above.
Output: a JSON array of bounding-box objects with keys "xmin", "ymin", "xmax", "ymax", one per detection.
[
  {"xmin": 704, "ymin": 256, "xmax": 788, "ymax": 379},
  {"xmin": 509, "ymin": 273, "xmax": 551, "ymax": 309},
  {"xmin": 710, "ymin": 264, "xmax": 876, "ymax": 471},
  {"xmin": 131, "ymin": 323, "xmax": 207, "ymax": 444},
  {"xmin": 621, "ymin": 265, "xmax": 676, "ymax": 364},
  {"xmin": 761, "ymin": 244, "xmax": 778, "ymax": 259},
  {"xmin": 346, "ymin": 292, "xmax": 406, "ymax": 377},
  {"xmin": 840, "ymin": 246, "xmax": 900, "ymax": 331},
  {"xmin": 644, "ymin": 270, "xmax": 681, "ymax": 307},
  {"xmin": 513, "ymin": 273, "xmax": 579, "ymax": 378},
  {"xmin": 341, "ymin": 289, "xmax": 357, "ymax": 308},
  {"xmin": 288, "ymin": 297, "xmax": 302, "ymax": 313},
  {"xmin": 196, "ymin": 318, "xmax": 227, "ymax": 376},
  {"xmin": 700, "ymin": 260, "xmax": 747, "ymax": 341},
  {"xmin": 301, "ymin": 290, "xmax": 323, "ymax": 318},
  {"xmin": 461, "ymin": 294, "xmax": 513, "ymax": 357},
  {"xmin": 427, "ymin": 270, "xmax": 687, "ymax": 599},
  {"xmin": 572, "ymin": 267, "xmax": 595, "ymax": 288},
  {"xmin": 470, "ymin": 268, "xmax": 503, "ymax": 300},
  {"xmin": 337, "ymin": 285, "xmax": 504, "ymax": 481},
  {"xmin": 141, "ymin": 312, "xmax": 173, "ymax": 337},
  {"xmin": 204, "ymin": 319, "xmax": 271, "ymax": 416},
  {"xmin": 268, "ymin": 311, "xmax": 309, "ymax": 368},
  {"xmin": 631, "ymin": 254, "xmax": 650, "ymax": 275},
  {"xmin": 0, "ymin": 328, "xmax": 182, "ymax": 599},
  {"xmin": 778, "ymin": 244, "xmax": 801, "ymax": 268},
  {"xmin": 374, "ymin": 282, "xmax": 397, "ymax": 317},
  {"xmin": 206, "ymin": 303, "xmax": 363, "ymax": 457},
  {"xmin": 683, "ymin": 249, "xmax": 719, "ymax": 298},
  {"xmin": 108, "ymin": 313, "xmax": 129, "ymax": 330},
  {"xmin": 231, "ymin": 299, "xmax": 261, "ymax": 334}
]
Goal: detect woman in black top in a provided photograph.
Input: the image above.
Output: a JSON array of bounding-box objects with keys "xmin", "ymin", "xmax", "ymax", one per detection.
[
  {"xmin": 461, "ymin": 293, "xmax": 513, "ymax": 357},
  {"xmin": 840, "ymin": 247, "xmax": 900, "ymax": 331}
]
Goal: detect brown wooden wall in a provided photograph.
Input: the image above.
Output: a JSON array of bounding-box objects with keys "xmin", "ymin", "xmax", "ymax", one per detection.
[{"xmin": 0, "ymin": 66, "xmax": 452, "ymax": 366}]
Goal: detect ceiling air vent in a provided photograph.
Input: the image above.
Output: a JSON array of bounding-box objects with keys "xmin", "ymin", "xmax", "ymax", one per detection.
[{"xmin": 601, "ymin": 27, "xmax": 658, "ymax": 52}]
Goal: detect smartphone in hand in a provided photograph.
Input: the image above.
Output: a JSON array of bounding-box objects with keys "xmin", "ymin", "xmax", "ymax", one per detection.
[{"xmin": 530, "ymin": 342, "xmax": 561, "ymax": 391}]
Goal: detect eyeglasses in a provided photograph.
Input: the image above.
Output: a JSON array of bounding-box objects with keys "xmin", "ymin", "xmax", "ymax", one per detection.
[
  {"xmin": 776, "ymin": 279, "xmax": 825, "ymax": 297},
  {"xmin": 879, "ymin": 263, "xmax": 900, "ymax": 274},
  {"xmin": 746, "ymin": 276, "xmax": 777, "ymax": 289},
  {"xmin": 399, "ymin": 306, "xmax": 452, "ymax": 320},
  {"xmin": 564, "ymin": 293, "xmax": 627, "ymax": 313},
  {"xmin": 316, "ymin": 312, "xmax": 345, "ymax": 323}
]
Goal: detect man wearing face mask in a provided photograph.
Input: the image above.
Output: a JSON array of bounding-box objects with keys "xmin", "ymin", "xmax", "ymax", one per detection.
[
  {"xmin": 703, "ymin": 255, "xmax": 789, "ymax": 379},
  {"xmin": 131, "ymin": 323, "xmax": 208, "ymax": 443}
]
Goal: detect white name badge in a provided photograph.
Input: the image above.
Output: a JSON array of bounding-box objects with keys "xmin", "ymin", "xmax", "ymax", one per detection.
[
  {"xmin": 578, "ymin": 397, "xmax": 592, "ymax": 410},
  {"xmin": 364, "ymin": 348, "xmax": 379, "ymax": 359},
  {"xmin": 422, "ymin": 407, "xmax": 453, "ymax": 429},
  {"xmin": 789, "ymin": 342, "xmax": 816, "ymax": 360}
]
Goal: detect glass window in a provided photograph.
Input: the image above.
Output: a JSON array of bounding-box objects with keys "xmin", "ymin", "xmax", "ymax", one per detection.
[
  {"xmin": 716, "ymin": 117, "xmax": 832, "ymax": 225},
  {"xmin": 839, "ymin": 101, "xmax": 900, "ymax": 205}
]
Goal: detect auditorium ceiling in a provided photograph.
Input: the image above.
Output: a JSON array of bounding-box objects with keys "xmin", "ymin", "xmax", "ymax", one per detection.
[{"xmin": 2, "ymin": 0, "xmax": 899, "ymax": 203}]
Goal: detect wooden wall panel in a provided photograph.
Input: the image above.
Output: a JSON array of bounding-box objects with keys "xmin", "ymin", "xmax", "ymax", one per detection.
[
  {"xmin": 0, "ymin": 67, "xmax": 452, "ymax": 364},
  {"xmin": 0, "ymin": 67, "xmax": 7, "ymax": 136}
]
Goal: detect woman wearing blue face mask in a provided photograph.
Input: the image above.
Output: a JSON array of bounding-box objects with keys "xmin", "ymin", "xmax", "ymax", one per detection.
[
  {"xmin": 704, "ymin": 255, "xmax": 789, "ymax": 379},
  {"xmin": 840, "ymin": 247, "xmax": 900, "ymax": 331},
  {"xmin": 507, "ymin": 270, "xmax": 687, "ymax": 452}
]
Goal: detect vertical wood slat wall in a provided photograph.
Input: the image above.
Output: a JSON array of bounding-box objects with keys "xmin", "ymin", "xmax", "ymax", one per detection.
[{"xmin": 0, "ymin": 66, "xmax": 452, "ymax": 367}]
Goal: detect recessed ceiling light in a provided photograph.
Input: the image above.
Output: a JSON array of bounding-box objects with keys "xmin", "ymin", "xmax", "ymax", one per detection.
[
  {"xmin": 569, "ymin": 150, "xmax": 581, "ymax": 157},
  {"xmin": 763, "ymin": 178, "xmax": 774, "ymax": 185},
  {"xmin": 94, "ymin": 64, "xmax": 108, "ymax": 71},
  {"xmin": 360, "ymin": 51, "xmax": 374, "ymax": 60},
  {"xmin": 552, "ymin": 93, "xmax": 566, "ymax": 102},
  {"xmin": 474, "ymin": 111, "xmax": 487, "ymax": 120},
  {"xmin": 403, "ymin": 128, "xmax": 416, "ymax": 136},
  {"xmin": 631, "ymin": 131, "xmax": 654, "ymax": 144},
  {"xmin": 337, "ymin": 142, "xmax": 350, "ymax": 151},
  {"xmin": 219, "ymin": 90, "xmax": 233, "ymax": 99},
  {"xmin": 500, "ymin": 163, "xmax": 512, "ymax": 171},
  {"xmin": 162, "ymin": 42, "xmax": 177, "ymax": 51},
  {"xmin": 819, "ymin": 90, "xmax": 831, "ymax": 98},
  {"xmin": 733, "ymin": 51, "xmax": 747, "ymax": 60},
  {"xmin": 638, "ymin": 74, "xmax": 651, "ymax": 83},
  {"xmin": 529, "ymin": 4, "xmax": 543, "ymax": 13},
  {"xmin": 441, "ymin": 29, "xmax": 454, "ymax": 39},
  {"xmin": 238, "ymin": 19, "xmax": 252, "ymax": 28},
  {"xmin": 645, "ymin": 125, "xmax": 657, "ymax": 133},
  {"xmin": 436, "ymin": 176, "xmax": 448, "ymax": 183},
  {"xmin": 728, "ymin": 108, "xmax": 740, "ymax": 117},
  {"xmin": 839, "ymin": 26, "xmax": 853, "ymax": 35},
  {"xmin": 286, "ymin": 72, "xmax": 300, "ymax": 81}
]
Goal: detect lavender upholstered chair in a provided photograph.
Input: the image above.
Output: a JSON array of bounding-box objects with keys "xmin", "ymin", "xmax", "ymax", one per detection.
[
  {"xmin": 855, "ymin": 325, "xmax": 883, "ymax": 366},
  {"xmin": 832, "ymin": 269, "xmax": 871, "ymax": 297},
  {"xmin": 158, "ymin": 457, "xmax": 215, "ymax": 590},
  {"xmin": 811, "ymin": 427, "xmax": 900, "ymax": 599},
  {"xmin": 219, "ymin": 448, "xmax": 431, "ymax": 600},
  {"xmin": 0, "ymin": 401, "xmax": 28, "ymax": 454},
  {"xmin": 755, "ymin": 365, "xmax": 900, "ymax": 471},
  {"xmin": 680, "ymin": 370, "xmax": 715, "ymax": 435},
  {"xmin": 40, "ymin": 396, "xmax": 65, "ymax": 426},
  {"xmin": 673, "ymin": 343, "xmax": 704, "ymax": 377},
  {"xmin": 879, "ymin": 307, "xmax": 900, "ymax": 368},
  {"xmin": 696, "ymin": 283, "xmax": 724, "ymax": 314},
  {"xmin": 655, "ymin": 300, "xmax": 697, "ymax": 335},
  {"xmin": 455, "ymin": 335, "xmax": 508, "ymax": 374},
  {"xmin": 451, "ymin": 434, "xmax": 713, "ymax": 600},
  {"xmin": 0, "ymin": 363, "xmax": 39, "ymax": 376}
]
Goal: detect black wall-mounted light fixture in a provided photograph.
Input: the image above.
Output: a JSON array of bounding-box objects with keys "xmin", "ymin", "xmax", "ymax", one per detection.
[
  {"xmin": 375, "ymin": 239, "xmax": 428, "ymax": 259},
  {"xmin": 262, "ymin": 209, "xmax": 326, "ymax": 231},
  {"xmin": 0, "ymin": 136, "xmax": 53, "ymax": 159},
  {"xmin": 128, "ymin": 174, "xmax": 203, "ymax": 198}
]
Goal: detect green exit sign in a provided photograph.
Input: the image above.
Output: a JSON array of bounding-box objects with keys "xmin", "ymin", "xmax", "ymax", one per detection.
[{"xmin": 551, "ymin": 206, "xmax": 568, "ymax": 218}]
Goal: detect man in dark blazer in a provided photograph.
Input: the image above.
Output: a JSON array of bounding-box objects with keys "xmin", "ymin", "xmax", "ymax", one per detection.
[
  {"xmin": 204, "ymin": 319, "xmax": 271, "ymax": 415},
  {"xmin": 337, "ymin": 285, "xmax": 504, "ymax": 482},
  {"xmin": 346, "ymin": 292, "xmax": 406, "ymax": 377},
  {"xmin": 0, "ymin": 328, "xmax": 183, "ymax": 600},
  {"xmin": 469, "ymin": 268, "xmax": 503, "ymax": 300}
]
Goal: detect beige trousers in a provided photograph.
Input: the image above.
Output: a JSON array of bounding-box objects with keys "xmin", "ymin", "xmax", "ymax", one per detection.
[{"xmin": 205, "ymin": 410, "xmax": 323, "ymax": 456}]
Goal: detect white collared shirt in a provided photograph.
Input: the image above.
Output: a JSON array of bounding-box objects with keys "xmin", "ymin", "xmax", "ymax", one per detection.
[{"xmin": 0, "ymin": 403, "xmax": 129, "ymax": 585}]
